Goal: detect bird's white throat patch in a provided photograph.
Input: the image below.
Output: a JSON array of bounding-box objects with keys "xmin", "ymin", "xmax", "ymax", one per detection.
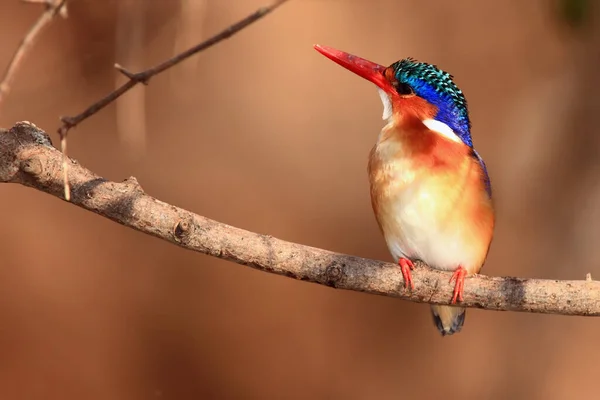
[
  {"xmin": 377, "ymin": 88, "xmax": 393, "ymax": 122},
  {"xmin": 421, "ymin": 119, "xmax": 462, "ymax": 143}
]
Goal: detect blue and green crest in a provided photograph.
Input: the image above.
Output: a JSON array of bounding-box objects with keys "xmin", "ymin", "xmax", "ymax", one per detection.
[{"xmin": 391, "ymin": 58, "xmax": 473, "ymax": 148}]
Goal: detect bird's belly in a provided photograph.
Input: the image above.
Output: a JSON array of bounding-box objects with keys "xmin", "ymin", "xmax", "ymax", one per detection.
[{"xmin": 374, "ymin": 179, "xmax": 483, "ymax": 272}]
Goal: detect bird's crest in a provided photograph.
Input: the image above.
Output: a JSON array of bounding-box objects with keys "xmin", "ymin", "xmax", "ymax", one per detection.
[{"xmin": 391, "ymin": 58, "xmax": 472, "ymax": 147}]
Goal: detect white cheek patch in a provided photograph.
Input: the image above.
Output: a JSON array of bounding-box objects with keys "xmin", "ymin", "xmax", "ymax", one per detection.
[
  {"xmin": 377, "ymin": 88, "xmax": 393, "ymax": 122},
  {"xmin": 422, "ymin": 119, "xmax": 462, "ymax": 143}
]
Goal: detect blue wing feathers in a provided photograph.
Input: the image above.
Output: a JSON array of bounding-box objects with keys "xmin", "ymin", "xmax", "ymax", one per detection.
[{"xmin": 472, "ymin": 149, "xmax": 491, "ymax": 197}]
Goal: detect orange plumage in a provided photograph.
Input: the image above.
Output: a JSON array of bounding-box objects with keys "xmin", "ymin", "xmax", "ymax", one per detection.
[
  {"xmin": 368, "ymin": 112, "xmax": 494, "ymax": 335},
  {"xmin": 368, "ymin": 111, "xmax": 494, "ymax": 276}
]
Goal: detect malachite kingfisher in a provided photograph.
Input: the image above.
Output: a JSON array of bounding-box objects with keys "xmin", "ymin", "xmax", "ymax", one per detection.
[{"xmin": 314, "ymin": 45, "xmax": 495, "ymax": 336}]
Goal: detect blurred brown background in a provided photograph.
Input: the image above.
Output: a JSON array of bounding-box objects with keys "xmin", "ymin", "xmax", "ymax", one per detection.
[{"xmin": 0, "ymin": 0, "xmax": 599, "ymax": 398}]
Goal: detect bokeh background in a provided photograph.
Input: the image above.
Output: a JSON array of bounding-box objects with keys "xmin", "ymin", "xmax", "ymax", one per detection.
[{"xmin": 0, "ymin": 0, "xmax": 599, "ymax": 398}]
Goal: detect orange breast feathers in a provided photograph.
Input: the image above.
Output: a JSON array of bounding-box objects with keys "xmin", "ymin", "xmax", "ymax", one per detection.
[{"xmin": 368, "ymin": 118, "xmax": 495, "ymax": 273}]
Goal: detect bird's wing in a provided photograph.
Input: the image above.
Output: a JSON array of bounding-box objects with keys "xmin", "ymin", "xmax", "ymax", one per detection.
[{"xmin": 471, "ymin": 149, "xmax": 491, "ymax": 197}]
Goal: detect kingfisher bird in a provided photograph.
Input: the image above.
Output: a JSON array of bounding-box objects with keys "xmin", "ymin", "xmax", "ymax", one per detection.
[{"xmin": 314, "ymin": 45, "xmax": 495, "ymax": 336}]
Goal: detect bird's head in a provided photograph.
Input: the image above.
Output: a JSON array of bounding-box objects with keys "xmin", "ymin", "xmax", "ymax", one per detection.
[{"xmin": 314, "ymin": 45, "xmax": 473, "ymax": 147}]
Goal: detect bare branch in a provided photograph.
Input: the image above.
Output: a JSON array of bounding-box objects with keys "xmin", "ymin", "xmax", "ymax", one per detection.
[
  {"xmin": 2, "ymin": 121, "xmax": 600, "ymax": 317},
  {"xmin": 0, "ymin": 0, "xmax": 68, "ymax": 107},
  {"xmin": 54, "ymin": 0, "xmax": 289, "ymax": 202},
  {"xmin": 57, "ymin": 0, "xmax": 290, "ymax": 137}
]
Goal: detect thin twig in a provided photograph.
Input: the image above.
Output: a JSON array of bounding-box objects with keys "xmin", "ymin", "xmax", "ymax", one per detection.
[
  {"xmin": 56, "ymin": 0, "xmax": 289, "ymax": 201},
  {"xmin": 0, "ymin": 0, "xmax": 68, "ymax": 107},
  {"xmin": 2, "ymin": 121, "xmax": 600, "ymax": 317},
  {"xmin": 57, "ymin": 0, "xmax": 290, "ymax": 135}
]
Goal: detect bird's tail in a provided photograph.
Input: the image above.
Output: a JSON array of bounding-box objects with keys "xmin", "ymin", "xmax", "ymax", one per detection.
[{"xmin": 430, "ymin": 305, "xmax": 466, "ymax": 336}]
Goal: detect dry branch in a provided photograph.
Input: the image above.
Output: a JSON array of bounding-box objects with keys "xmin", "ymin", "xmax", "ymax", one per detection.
[
  {"xmin": 2, "ymin": 121, "xmax": 599, "ymax": 316},
  {"xmin": 54, "ymin": 0, "xmax": 289, "ymax": 201},
  {"xmin": 57, "ymin": 0, "xmax": 290, "ymax": 136},
  {"xmin": 0, "ymin": 0, "xmax": 68, "ymax": 107}
]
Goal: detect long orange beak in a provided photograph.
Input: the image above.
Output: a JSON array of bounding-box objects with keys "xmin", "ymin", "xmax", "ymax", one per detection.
[{"xmin": 314, "ymin": 44, "xmax": 394, "ymax": 93}]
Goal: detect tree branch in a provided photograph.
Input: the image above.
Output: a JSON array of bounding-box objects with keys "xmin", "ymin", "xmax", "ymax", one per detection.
[
  {"xmin": 54, "ymin": 0, "xmax": 289, "ymax": 202},
  {"xmin": 2, "ymin": 121, "xmax": 599, "ymax": 316},
  {"xmin": 57, "ymin": 0, "xmax": 290, "ymax": 137},
  {"xmin": 0, "ymin": 0, "xmax": 68, "ymax": 107}
]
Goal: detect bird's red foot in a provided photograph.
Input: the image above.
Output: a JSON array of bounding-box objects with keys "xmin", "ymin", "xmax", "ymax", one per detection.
[
  {"xmin": 449, "ymin": 266, "xmax": 467, "ymax": 304},
  {"xmin": 399, "ymin": 258, "xmax": 415, "ymax": 290}
]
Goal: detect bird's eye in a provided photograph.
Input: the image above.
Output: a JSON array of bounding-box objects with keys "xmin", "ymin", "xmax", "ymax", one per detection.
[{"xmin": 395, "ymin": 82, "xmax": 414, "ymax": 96}]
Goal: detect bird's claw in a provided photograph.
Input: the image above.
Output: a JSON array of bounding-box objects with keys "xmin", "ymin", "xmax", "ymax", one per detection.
[
  {"xmin": 449, "ymin": 266, "xmax": 467, "ymax": 304},
  {"xmin": 399, "ymin": 258, "xmax": 415, "ymax": 290}
]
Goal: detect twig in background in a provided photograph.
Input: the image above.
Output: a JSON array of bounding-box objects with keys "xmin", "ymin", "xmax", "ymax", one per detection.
[
  {"xmin": 2, "ymin": 121, "xmax": 600, "ymax": 317},
  {"xmin": 58, "ymin": 0, "xmax": 290, "ymax": 133},
  {"xmin": 0, "ymin": 0, "xmax": 68, "ymax": 107},
  {"xmin": 56, "ymin": 0, "xmax": 290, "ymax": 201}
]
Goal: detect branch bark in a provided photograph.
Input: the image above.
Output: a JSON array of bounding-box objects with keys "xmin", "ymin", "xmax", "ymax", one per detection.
[{"xmin": 2, "ymin": 121, "xmax": 599, "ymax": 316}]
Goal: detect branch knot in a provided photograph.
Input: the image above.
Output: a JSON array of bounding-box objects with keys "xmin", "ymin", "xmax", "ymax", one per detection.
[
  {"xmin": 174, "ymin": 217, "xmax": 195, "ymax": 244},
  {"xmin": 325, "ymin": 263, "xmax": 345, "ymax": 287},
  {"xmin": 20, "ymin": 158, "xmax": 43, "ymax": 176}
]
